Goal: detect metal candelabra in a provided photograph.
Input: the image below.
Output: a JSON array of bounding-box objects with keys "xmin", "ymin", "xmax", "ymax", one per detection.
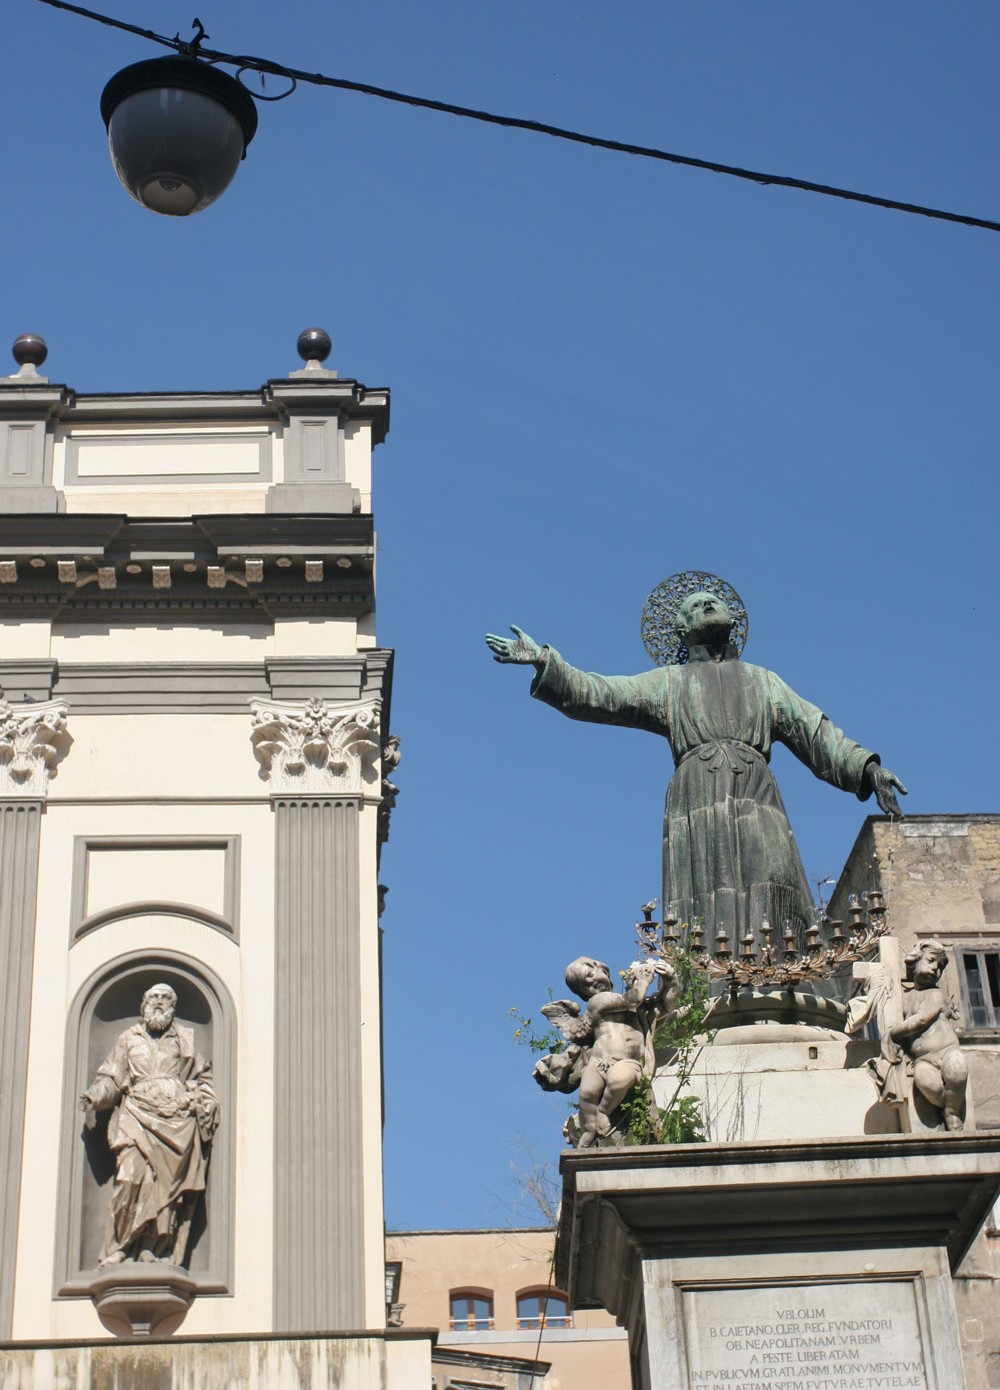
[{"xmin": 636, "ymin": 892, "xmax": 887, "ymax": 990}]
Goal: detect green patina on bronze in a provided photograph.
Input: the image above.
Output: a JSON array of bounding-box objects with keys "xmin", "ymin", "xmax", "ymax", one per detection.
[{"xmin": 486, "ymin": 580, "xmax": 906, "ymax": 947}]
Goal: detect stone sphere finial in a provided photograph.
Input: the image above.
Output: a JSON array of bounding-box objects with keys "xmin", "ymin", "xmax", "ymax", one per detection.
[
  {"xmin": 12, "ymin": 334, "xmax": 48, "ymax": 369},
  {"xmin": 289, "ymin": 326, "xmax": 336, "ymax": 379},
  {"xmin": 296, "ymin": 327, "xmax": 331, "ymax": 364}
]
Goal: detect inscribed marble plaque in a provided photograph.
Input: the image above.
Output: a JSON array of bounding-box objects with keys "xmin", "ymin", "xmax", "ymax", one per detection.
[{"xmin": 682, "ymin": 1280, "xmax": 927, "ymax": 1390}]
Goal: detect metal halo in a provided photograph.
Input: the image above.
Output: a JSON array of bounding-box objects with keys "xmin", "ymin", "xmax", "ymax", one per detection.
[{"xmin": 641, "ymin": 571, "xmax": 748, "ymax": 666}]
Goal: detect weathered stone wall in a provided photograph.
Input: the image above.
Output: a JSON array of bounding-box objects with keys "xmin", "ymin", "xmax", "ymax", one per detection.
[
  {"xmin": 829, "ymin": 815, "xmax": 1000, "ymax": 1126},
  {"xmin": 830, "ymin": 814, "xmax": 1000, "ymax": 1390},
  {"xmin": 0, "ymin": 1331, "xmax": 433, "ymax": 1390},
  {"xmin": 829, "ymin": 814, "xmax": 1000, "ymax": 943}
]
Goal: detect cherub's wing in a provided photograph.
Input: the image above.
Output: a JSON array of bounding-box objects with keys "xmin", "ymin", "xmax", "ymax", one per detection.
[{"xmin": 541, "ymin": 999, "xmax": 592, "ymax": 1044}]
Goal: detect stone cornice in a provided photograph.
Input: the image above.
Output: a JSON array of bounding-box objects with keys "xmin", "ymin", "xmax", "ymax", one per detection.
[
  {"xmin": 556, "ymin": 1132, "xmax": 1000, "ymax": 1303},
  {"xmin": 250, "ymin": 697, "xmax": 382, "ymax": 797},
  {"xmin": 0, "ymin": 698, "xmax": 70, "ymax": 797},
  {"xmin": 0, "ymin": 380, "xmax": 389, "ymax": 440},
  {"xmin": 0, "ymin": 384, "xmax": 72, "ymax": 416},
  {"xmin": 0, "ymin": 514, "xmax": 374, "ymax": 621}
]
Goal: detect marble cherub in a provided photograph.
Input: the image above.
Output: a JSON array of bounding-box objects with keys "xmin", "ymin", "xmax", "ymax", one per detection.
[
  {"xmin": 892, "ymin": 939, "xmax": 969, "ymax": 1131},
  {"xmin": 534, "ymin": 956, "xmax": 678, "ymax": 1147}
]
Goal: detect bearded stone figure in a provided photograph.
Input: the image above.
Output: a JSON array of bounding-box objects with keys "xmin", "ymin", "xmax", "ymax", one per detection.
[{"xmin": 80, "ymin": 983, "xmax": 220, "ymax": 1268}]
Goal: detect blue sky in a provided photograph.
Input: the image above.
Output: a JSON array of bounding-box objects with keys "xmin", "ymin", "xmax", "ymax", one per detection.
[{"xmin": 5, "ymin": 1, "xmax": 1000, "ymax": 1228}]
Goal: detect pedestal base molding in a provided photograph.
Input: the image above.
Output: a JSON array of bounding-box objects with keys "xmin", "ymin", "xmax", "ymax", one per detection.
[
  {"xmin": 557, "ymin": 1135, "xmax": 1000, "ymax": 1390},
  {"xmin": 86, "ymin": 1263, "xmax": 197, "ymax": 1336}
]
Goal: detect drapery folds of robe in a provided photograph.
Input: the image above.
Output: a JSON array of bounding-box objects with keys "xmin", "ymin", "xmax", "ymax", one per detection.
[
  {"xmin": 86, "ymin": 1022, "xmax": 219, "ymax": 1264},
  {"xmin": 531, "ymin": 645, "xmax": 877, "ymax": 948}
]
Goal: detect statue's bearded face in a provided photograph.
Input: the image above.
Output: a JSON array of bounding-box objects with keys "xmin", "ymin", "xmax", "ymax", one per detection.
[
  {"xmin": 141, "ymin": 985, "xmax": 177, "ymax": 1034},
  {"xmin": 677, "ymin": 591, "xmax": 732, "ymax": 646}
]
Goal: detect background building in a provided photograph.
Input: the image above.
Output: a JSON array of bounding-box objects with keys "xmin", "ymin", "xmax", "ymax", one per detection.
[
  {"xmin": 386, "ymin": 1228, "xmax": 628, "ymax": 1389},
  {"xmin": 830, "ymin": 813, "xmax": 1000, "ymax": 1390},
  {"xmin": 829, "ymin": 812, "xmax": 1000, "ymax": 1133}
]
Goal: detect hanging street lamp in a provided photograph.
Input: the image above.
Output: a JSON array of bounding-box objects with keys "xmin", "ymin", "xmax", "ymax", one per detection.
[{"xmin": 100, "ymin": 55, "xmax": 258, "ymax": 216}]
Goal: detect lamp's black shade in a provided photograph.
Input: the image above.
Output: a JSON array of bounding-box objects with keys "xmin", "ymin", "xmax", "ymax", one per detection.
[{"xmin": 101, "ymin": 57, "xmax": 258, "ymax": 216}]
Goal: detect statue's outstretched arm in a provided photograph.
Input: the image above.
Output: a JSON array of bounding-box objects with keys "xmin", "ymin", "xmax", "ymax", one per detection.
[
  {"xmin": 485, "ymin": 625, "xmax": 545, "ymax": 666},
  {"xmin": 768, "ymin": 672, "xmax": 907, "ymax": 815}
]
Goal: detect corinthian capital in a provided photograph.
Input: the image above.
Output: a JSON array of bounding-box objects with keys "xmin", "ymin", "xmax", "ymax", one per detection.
[
  {"xmin": 250, "ymin": 697, "xmax": 381, "ymax": 796},
  {"xmin": 0, "ymin": 698, "xmax": 70, "ymax": 797}
]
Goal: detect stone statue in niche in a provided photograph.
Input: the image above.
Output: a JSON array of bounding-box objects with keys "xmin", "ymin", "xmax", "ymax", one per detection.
[
  {"xmin": 534, "ymin": 957, "xmax": 677, "ymax": 1147},
  {"xmin": 487, "ymin": 572, "xmax": 907, "ymax": 951},
  {"xmin": 80, "ymin": 984, "xmax": 220, "ymax": 1266},
  {"xmin": 849, "ymin": 937, "xmax": 969, "ymax": 1131}
]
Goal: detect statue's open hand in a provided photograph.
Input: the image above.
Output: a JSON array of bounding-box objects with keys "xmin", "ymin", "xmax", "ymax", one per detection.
[
  {"xmin": 78, "ymin": 1092, "xmax": 94, "ymax": 1113},
  {"xmin": 868, "ymin": 765, "xmax": 908, "ymax": 817},
  {"xmin": 485, "ymin": 625, "xmax": 543, "ymax": 665}
]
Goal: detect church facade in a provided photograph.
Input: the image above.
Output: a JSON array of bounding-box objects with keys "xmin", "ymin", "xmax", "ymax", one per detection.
[{"xmin": 0, "ymin": 335, "xmax": 435, "ymax": 1383}]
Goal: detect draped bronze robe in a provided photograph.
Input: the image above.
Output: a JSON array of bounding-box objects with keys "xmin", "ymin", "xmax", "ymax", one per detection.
[{"xmin": 531, "ymin": 644, "xmax": 876, "ymax": 944}]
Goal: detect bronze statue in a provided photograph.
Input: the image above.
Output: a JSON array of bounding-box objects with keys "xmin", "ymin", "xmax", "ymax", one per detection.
[
  {"xmin": 487, "ymin": 573, "xmax": 906, "ymax": 948},
  {"xmin": 80, "ymin": 984, "xmax": 219, "ymax": 1267}
]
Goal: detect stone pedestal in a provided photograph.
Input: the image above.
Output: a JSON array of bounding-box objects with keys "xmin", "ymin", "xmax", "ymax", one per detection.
[
  {"xmin": 86, "ymin": 1263, "xmax": 197, "ymax": 1336},
  {"xmin": 556, "ymin": 1134, "xmax": 1000, "ymax": 1390},
  {"xmin": 653, "ymin": 1024, "xmax": 901, "ymax": 1143}
]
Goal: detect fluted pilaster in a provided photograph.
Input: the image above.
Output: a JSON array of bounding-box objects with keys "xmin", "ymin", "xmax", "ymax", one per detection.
[
  {"xmin": 273, "ymin": 797, "xmax": 364, "ymax": 1330},
  {"xmin": 0, "ymin": 800, "xmax": 43, "ymax": 1337}
]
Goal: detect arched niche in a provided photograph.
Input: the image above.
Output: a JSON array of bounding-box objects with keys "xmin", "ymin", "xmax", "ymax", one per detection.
[{"xmin": 56, "ymin": 949, "xmax": 235, "ymax": 1298}]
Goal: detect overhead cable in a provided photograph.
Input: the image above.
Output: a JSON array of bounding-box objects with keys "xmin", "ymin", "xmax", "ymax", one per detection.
[{"xmin": 29, "ymin": 0, "xmax": 1000, "ymax": 234}]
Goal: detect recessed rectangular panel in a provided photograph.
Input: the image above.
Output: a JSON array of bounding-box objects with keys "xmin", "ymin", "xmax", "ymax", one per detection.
[
  {"xmin": 70, "ymin": 835, "xmax": 240, "ymax": 939},
  {"xmin": 65, "ymin": 431, "xmax": 271, "ymax": 480},
  {"xmin": 681, "ymin": 1280, "xmax": 928, "ymax": 1390},
  {"xmin": 5, "ymin": 424, "xmax": 34, "ymax": 479},
  {"xmin": 85, "ymin": 846, "xmax": 227, "ymax": 918}
]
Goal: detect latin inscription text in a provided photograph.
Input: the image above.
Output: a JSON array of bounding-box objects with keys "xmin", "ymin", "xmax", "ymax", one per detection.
[{"xmin": 685, "ymin": 1284, "xmax": 927, "ymax": 1390}]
